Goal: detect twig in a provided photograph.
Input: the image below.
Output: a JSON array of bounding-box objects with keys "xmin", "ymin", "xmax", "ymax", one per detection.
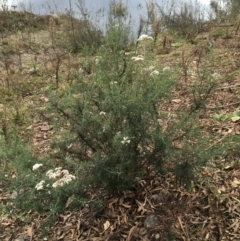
[
  {"xmin": 207, "ymin": 101, "xmax": 240, "ymax": 110},
  {"xmin": 216, "ymin": 84, "xmax": 240, "ymax": 90},
  {"xmin": 163, "ymin": 101, "xmax": 183, "ymax": 131},
  {"xmin": 205, "ymin": 134, "xmax": 228, "ymax": 151}
]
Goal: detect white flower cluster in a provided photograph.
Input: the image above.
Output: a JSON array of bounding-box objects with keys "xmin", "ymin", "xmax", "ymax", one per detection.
[
  {"xmin": 137, "ymin": 34, "xmax": 154, "ymax": 41},
  {"xmin": 95, "ymin": 56, "xmax": 102, "ymax": 64},
  {"xmin": 150, "ymin": 70, "xmax": 160, "ymax": 76},
  {"xmin": 46, "ymin": 167, "xmax": 76, "ymax": 188},
  {"xmin": 142, "ymin": 66, "xmax": 155, "ymax": 71},
  {"xmin": 99, "ymin": 111, "xmax": 106, "ymax": 116},
  {"xmin": 46, "ymin": 167, "xmax": 64, "ymax": 179},
  {"xmin": 34, "ymin": 165, "xmax": 76, "ymax": 191},
  {"xmin": 121, "ymin": 136, "xmax": 131, "ymax": 144},
  {"xmin": 131, "ymin": 55, "xmax": 144, "ymax": 62},
  {"xmin": 32, "ymin": 163, "xmax": 43, "ymax": 171},
  {"xmin": 142, "ymin": 65, "xmax": 160, "ymax": 76},
  {"xmin": 35, "ymin": 180, "xmax": 45, "ymax": 191}
]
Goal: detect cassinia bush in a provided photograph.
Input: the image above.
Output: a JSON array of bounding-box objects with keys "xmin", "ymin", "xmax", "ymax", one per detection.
[
  {"xmin": 50, "ymin": 47, "xmax": 176, "ymax": 192},
  {"xmin": 0, "ymin": 1, "xmax": 219, "ymax": 221},
  {"xmin": 50, "ymin": 43, "xmax": 215, "ymax": 193}
]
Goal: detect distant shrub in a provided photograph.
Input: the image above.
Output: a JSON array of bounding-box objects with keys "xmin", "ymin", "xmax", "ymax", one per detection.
[
  {"xmin": 156, "ymin": 1, "xmax": 206, "ymax": 40},
  {"xmin": 62, "ymin": 13, "xmax": 103, "ymax": 53}
]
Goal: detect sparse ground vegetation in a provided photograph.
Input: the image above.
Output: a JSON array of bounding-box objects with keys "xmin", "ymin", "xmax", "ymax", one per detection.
[{"xmin": 1, "ymin": 0, "xmax": 240, "ymax": 240}]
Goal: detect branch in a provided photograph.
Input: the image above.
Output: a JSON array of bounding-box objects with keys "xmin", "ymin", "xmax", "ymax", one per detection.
[{"xmin": 208, "ymin": 101, "xmax": 240, "ymax": 110}]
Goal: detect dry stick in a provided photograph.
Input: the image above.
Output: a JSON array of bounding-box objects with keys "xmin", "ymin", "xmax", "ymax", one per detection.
[
  {"xmin": 205, "ymin": 134, "xmax": 228, "ymax": 151},
  {"xmin": 207, "ymin": 101, "xmax": 240, "ymax": 110},
  {"xmin": 163, "ymin": 101, "xmax": 183, "ymax": 131},
  {"xmin": 55, "ymin": 53, "xmax": 62, "ymax": 89},
  {"xmin": 216, "ymin": 84, "xmax": 240, "ymax": 90}
]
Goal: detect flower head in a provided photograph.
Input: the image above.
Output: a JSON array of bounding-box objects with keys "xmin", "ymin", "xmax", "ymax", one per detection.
[
  {"xmin": 46, "ymin": 168, "xmax": 62, "ymax": 179},
  {"xmin": 150, "ymin": 70, "xmax": 160, "ymax": 76},
  {"xmin": 32, "ymin": 163, "xmax": 43, "ymax": 171},
  {"xmin": 121, "ymin": 137, "xmax": 131, "ymax": 144},
  {"xmin": 137, "ymin": 34, "xmax": 154, "ymax": 41},
  {"xmin": 52, "ymin": 174, "xmax": 76, "ymax": 188},
  {"xmin": 100, "ymin": 111, "xmax": 106, "ymax": 116},
  {"xmin": 142, "ymin": 66, "xmax": 155, "ymax": 72},
  {"xmin": 131, "ymin": 55, "xmax": 144, "ymax": 62},
  {"xmin": 35, "ymin": 180, "xmax": 45, "ymax": 190}
]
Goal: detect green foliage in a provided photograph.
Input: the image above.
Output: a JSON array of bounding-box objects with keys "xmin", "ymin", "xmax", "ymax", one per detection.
[
  {"xmin": 213, "ymin": 109, "xmax": 240, "ymax": 122},
  {"xmin": 0, "ymin": 127, "xmax": 87, "ymax": 220},
  {"xmin": 50, "ymin": 48, "xmax": 176, "ymax": 191},
  {"xmin": 0, "ymin": 0, "xmax": 222, "ymax": 223},
  {"xmin": 105, "ymin": 0, "xmax": 133, "ymax": 50},
  {"xmin": 48, "ymin": 30, "xmax": 217, "ymax": 193}
]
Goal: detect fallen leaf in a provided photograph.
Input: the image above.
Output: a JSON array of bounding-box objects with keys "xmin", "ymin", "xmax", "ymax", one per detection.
[
  {"xmin": 127, "ymin": 226, "xmax": 139, "ymax": 241},
  {"xmin": 103, "ymin": 220, "xmax": 110, "ymax": 231},
  {"xmin": 231, "ymin": 116, "xmax": 240, "ymax": 122},
  {"xmin": 26, "ymin": 226, "xmax": 33, "ymax": 241},
  {"xmin": 172, "ymin": 99, "xmax": 182, "ymax": 103}
]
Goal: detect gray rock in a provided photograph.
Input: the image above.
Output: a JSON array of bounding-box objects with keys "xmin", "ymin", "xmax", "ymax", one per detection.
[{"xmin": 144, "ymin": 214, "xmax": 159, "ymax": 228}]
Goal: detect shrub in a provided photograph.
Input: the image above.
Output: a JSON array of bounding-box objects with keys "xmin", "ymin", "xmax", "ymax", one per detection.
[
  {"xmin": 49, "ymin": 39, "xmax": 217, "ymax": 193},
  {"xmin": 0, "ymin": 128, "xmax": 87, "ymax": 216},
  {"xmin": 156, "ymin": 1, "xmax": 206, "ymax": 40},
  {"xmin": 105, "ymin": 0, "xmax": 134, "ymax": 51},
  {"xmin": 61, "ymin": 1, "xmax": 103, "ymax": 53},
  {"xmin": 50, "ymin": 47, "xmax": 176, "ymax": 192},
  {"xmin": 62, "ymin": 14, "xmax": 103, "ymax": 53}
]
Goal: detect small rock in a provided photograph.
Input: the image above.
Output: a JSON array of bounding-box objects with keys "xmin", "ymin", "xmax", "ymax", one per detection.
[
  {"xmin": 10, "ymin": 189, "xmax": 24, "ymax": 199},
  {"xmin": 144, "ymin": 214, "xmax": 159, "ymax": 228},
  {"xmin": 10, "ymin": 190, "xmax": 18, "ymax": 199}
]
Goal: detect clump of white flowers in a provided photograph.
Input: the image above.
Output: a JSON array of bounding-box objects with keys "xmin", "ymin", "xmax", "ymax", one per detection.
[
  {"xmin": 35, "ymin": 180, "xmax": 45, "ymax": 191},
  {"xmin": 131, "ymin": 55, "xmax": 144, "ymax": 62},
  {"xmin": 46, "ymin": 167, "xmax": 76, "ymax": 188},
  {"xmin": 99, "ymin": 111, "xmax": 106, "ymax": 116},
  {"xmin": 142, "ymin": 66, "xmax": 155, "ymax": 72},
  {"xmin": 121, "ymin": 136, "xmax": 131, "ymax": 144},
  {"xmin": 95, "ymin": 56, "xmax": 102, "ymax": 65},
  {"xmin": 142, "ymin": 66, "xmax": 161, "ymax": 76},
  {"xmin": 150, "ymin": 70, "xmax": 160, "ymax": 76},
  {"xmin": 46, "ymin": 167, "xmax": 63, "ymax": 179},
  {"xmin": 34, "ymin": 165, "xmax": 76, "ymax": 191},
  {"xmin": 137, "ymin": 34, "xmax": 154, "ymax": 41},
  {"xmin": 32, "ymin": 163, "xmax": 43, "ymax": 171}
]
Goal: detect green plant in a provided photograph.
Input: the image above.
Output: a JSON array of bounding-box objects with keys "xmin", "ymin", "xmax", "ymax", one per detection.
[
  {"xmin": 0, "ymin": 127, "xmax": 87, "ymax": 220},
  {"xmin": 213, "ymin": 109, "xmax": 240, "ymax": 122},
  {"xmin": 105, "ymin": 0, "xmax": 134, "ymax": 51},
  {"xmin": 50, "ymin": 50, "xmax": 175, "ymax": 191},
  {"xmin": 48, "ymin": 27, "xmax": 217, "ymax": 193}
]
